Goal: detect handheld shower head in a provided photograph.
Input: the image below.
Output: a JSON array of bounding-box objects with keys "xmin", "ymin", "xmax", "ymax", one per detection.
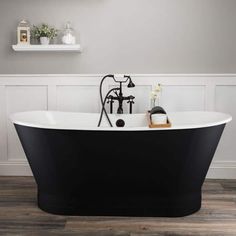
[
  {"xmin": 123, "ymin": 75, "xmax": 135, "ymax": 88},
  {"xmin": 113, "ymin": 75, "xmax": 135, "ymax": 88},
  {"xmin": 127, "ymin": 78, "xmax": 135, "ymax": 88}
]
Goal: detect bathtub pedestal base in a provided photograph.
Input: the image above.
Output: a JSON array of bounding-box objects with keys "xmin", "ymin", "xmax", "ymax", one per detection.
[
  {"xmin": 14, "ymin": 121, "xmax": 227, "ymax": 218},
  {"xmin": 38, "ymin": 192, "xmax": 201, "ymax": 217}
]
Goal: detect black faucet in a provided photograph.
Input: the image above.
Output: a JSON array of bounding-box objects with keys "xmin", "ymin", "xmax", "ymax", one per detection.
[
  {"xmin": 107, "ymin": 78, "xmax": 135, "ymax": 114},
  {"xmin": 98, "ymin": 74, "xmax": 135, "ymax": 127}
]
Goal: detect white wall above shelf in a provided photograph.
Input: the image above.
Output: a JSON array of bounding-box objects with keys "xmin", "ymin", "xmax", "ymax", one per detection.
[{"xmin": 12, "ymin": 44, "xmax": 81, "ymax": 52}]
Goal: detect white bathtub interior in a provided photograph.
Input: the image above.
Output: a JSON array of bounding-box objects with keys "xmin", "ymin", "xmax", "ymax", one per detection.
[{"xmin": 10, "ymin": 111, "xmax": 232, "ymax": 131}]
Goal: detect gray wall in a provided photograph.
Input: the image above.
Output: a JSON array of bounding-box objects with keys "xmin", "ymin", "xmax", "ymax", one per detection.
[{"xmin": 0, "ymin": 0, "xmax": 236, "ymax": 74}]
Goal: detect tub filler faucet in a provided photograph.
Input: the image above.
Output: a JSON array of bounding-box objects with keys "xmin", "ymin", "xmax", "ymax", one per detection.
[
  {"xmin": 107, "ymin": 82, "xmax": 135, "ymax": 114},
  {"xmin": 98, "ymin": 74, "xmax": 135, "ymax": 127}
]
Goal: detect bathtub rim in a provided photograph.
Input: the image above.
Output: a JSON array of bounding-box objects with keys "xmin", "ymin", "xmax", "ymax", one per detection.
[{"xmin": 10, "ymin": 110, "xmax": 232, "ymax": 131}]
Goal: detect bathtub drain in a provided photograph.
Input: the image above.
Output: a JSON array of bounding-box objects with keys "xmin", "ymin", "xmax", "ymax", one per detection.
[{"xmin": 116, "ymin": 119, "xmax": 125, "ymax": 127}]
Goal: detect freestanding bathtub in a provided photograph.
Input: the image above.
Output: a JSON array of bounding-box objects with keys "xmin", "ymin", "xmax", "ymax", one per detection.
[{"xmin": 10, "ymin": 111, "xmax": 231, "ymax": 217}]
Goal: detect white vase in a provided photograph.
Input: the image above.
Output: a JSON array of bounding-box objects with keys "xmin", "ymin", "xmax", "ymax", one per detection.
[{"xmin": 40, "ymin": 37, "xmax": 50, "ymax": 45}]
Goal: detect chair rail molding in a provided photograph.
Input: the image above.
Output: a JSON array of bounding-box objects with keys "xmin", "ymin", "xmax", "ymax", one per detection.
[{"xmin": 0, "ymin": 73, "xmax": 235, "ymax": 178}]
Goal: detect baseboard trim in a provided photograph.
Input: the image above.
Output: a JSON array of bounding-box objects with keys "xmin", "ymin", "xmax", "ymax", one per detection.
[
  {"xmin": 0, "ymin": 162, "xmax": 32, "ymax": 176},
  {"xmin": 207, "ymin": 162, "xmax": 236, "ymax": 179},
  {"xmin": 207, "ymin": 168, "xmax": 236, "ymax": 179}
]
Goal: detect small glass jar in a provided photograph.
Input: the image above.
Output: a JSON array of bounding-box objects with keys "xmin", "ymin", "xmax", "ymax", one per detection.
[{"xmin": 61, "ymin": 22, "xmax": 76, "ymax": 45}]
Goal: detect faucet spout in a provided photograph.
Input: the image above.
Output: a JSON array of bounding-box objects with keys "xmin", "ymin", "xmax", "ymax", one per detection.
[{"xmin": 117, "ymin": 107, "xmax": 123, "ymax": 114}]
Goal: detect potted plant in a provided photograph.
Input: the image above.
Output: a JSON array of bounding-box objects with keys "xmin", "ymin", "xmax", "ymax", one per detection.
[{"xmin": 31, "ymin": 23, "xmax": 58, "ymax": 45}]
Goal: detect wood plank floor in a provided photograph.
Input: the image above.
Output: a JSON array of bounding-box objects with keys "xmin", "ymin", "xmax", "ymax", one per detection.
[{"xmin": 0, "ymin": 177, "xmax": 236, "ymax": 236}]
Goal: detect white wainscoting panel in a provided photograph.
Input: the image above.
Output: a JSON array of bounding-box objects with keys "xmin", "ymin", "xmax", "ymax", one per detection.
[
  {"xmin": 57, "ymin": 86, "xmax": 100, "ymax": 112},
  {"xmin": 0, "ymin": 86, "xmax": 7, "ymax": 162},
  {"xmin": 6, "ymin": 86, "xmax": 48, "ymax": 161},
  {"xmin": 214, "ymin": 86, "xmax": 236, "ymax": 161},
  {"xmin": 161, "ymin": 85, "xmax": 206, "ymax": 112},
  {"xmin": 0, "ymin": 74, "xmax": 235, "ymax": 178}
]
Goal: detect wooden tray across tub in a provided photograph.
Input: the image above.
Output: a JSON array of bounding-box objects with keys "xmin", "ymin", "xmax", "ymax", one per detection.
[{"xmin": 147, "ymin": 111, "xmax": 172, "ymax": 128}]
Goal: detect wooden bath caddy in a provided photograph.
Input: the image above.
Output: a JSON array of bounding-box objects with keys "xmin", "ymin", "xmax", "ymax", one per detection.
[{"xmin": 147, "ymin": 111, "xmax": 172, "ymax": 128}]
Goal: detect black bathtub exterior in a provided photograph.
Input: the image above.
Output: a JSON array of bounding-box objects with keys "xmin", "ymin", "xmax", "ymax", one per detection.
[{"xmin": 15, "ymin": 124, "xmax": 225, "ymax": 217}]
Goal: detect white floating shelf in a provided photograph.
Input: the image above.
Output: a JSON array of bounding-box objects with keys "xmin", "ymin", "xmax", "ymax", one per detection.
[{"xmin": 12, "ymin": 44, "xmax": 81, "ymax": 52}]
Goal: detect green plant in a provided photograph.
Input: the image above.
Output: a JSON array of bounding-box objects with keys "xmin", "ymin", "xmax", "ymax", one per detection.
[{"xmin": 31, "ymin": 23, "xmax": 58, "ymax": 39}]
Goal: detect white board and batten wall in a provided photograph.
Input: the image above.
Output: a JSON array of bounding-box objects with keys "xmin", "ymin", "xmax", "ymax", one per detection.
[{"xmin": 0, "ymin": 74, "xmax": 235, "ymax": 179}]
